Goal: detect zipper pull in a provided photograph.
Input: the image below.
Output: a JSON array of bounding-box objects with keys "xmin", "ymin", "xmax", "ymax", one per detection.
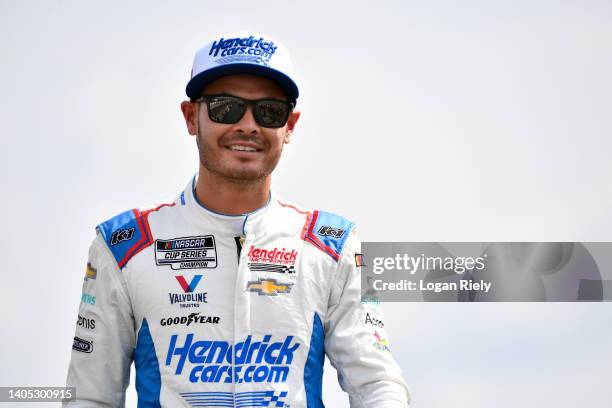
[{"xmin": 234, "ymin": 236, "xmax": 246, "ymax": 263}]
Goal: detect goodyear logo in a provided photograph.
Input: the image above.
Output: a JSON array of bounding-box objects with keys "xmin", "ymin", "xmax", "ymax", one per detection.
[
  {"xmin": 166, "ymin": 334, "xmax": 300, "ymax": 384},
  {"xmin": 246, "ymin": 278, "xmax": 293, "ymax": 296}
]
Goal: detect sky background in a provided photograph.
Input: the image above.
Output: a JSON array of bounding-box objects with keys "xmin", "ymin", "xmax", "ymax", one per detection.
[{"xmin": 1, "ymin": 0, "xmax": 611, "ymax": 406}]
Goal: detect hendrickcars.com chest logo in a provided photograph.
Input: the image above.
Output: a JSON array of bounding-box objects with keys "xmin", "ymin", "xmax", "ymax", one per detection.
[
  {"xmin": 166, "ymin": 334, "xmax": 300, "ymax": 384},
  {"xmin": 209, "ymin": 36, "xmax": 277, "ymax": 66},
  {"xmin": 155, "ymin": 236, "xmax": 217, "ymax": 270}
]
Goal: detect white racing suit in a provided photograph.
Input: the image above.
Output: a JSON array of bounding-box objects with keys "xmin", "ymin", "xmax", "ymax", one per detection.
[{"xmin": 65, "ymin": 175, "xmax": 410, "ymax": 408}]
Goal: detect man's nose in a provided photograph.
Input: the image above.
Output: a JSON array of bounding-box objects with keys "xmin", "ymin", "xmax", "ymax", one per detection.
[{"xmin": 233, "ymin": 105, "xmax": 259, "ymax": 134}]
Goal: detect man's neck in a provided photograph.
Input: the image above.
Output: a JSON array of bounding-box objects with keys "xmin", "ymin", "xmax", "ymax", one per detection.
[{"xmin": 194, "ymin": 167, "xmax": 271, "ymax": 215}]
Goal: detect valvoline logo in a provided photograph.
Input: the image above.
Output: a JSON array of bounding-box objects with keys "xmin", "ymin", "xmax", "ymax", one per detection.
[
  {"xmin": 169, "ymin": 276, "xmax": 207, "ymax": 308},
  {"xmin": 166, "ymin": 334, "xmax": 300, "ymax": 384},
  {"xmin": 175, "ymin": 275, "xmax": 202, "ymax": 293},
  {"xmin": 209, "ymin": 36, "xmax": 277, "ymax": 65}
]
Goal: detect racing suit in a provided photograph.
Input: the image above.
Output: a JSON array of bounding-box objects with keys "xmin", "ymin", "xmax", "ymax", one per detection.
[{"xmin": 65, "ymin": 175, "xmax": 410, "ymax": 408}]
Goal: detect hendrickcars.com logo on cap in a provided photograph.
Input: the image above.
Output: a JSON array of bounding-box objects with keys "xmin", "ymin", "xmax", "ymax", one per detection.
[{"xmin": 209, "ymin": 35, "xmax": 278, "ymax": 66}]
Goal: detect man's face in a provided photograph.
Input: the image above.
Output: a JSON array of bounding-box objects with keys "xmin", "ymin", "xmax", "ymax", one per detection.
[{"xmin": 181, "ymin": 74, "xmax": 300, "ymax": 184}]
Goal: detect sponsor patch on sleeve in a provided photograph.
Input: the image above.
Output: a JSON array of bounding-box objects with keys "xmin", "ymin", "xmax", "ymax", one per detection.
[
  {"xmin": 362, "ymin": 305, "xmax": 390, "ymax": 352},
  {"xmin": 96, "ymin": 209, "xmax": 153, "ymax": 269},
  {"xmin": 302, "ymin": 210, "xmax": 354, "ymax": 261},
  {"xmin": 355, "ymin": 253, "xmax": 365, "ymax": 267},
  {"xmin": 84, "ymin": 263, "xmax": 97, "ymax": 281},
  {"xmin": 72, "ymin": 336, "xmax": 93, "ymax": 353}
]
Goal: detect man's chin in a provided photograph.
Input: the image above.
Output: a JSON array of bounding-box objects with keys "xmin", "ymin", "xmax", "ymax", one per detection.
[
  {"xmin": 209, "ymin": 166, "xmax": 270, "ymax": 184},
  {"xmin": 200, "ymin": 153, "xmax": 280, "ymax": 184}
]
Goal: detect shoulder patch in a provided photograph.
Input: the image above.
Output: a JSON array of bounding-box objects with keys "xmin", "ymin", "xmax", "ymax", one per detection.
[
  {"xmin": 96, "ymin": 209, "xmax": 153, "ymax": 269},
  {"xmin": 96, "ymin": 203, "xmax": 174, "ymax": 269},
  {"xmin": 301, "ymin": 210, "xmax": 354, "ymax": 262}
]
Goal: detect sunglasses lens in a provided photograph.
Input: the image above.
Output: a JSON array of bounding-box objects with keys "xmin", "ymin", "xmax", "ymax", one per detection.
[
  {"xmin": 255, "ymin": 101, "xmax": 289, "ymax": 127},
  {"xmin": 208, "ymin": 97, "xmax": 245, "ymax": 124},
  {"xmin": 203, "ymin": 95, "xmax": 290, "ymax": 128}
]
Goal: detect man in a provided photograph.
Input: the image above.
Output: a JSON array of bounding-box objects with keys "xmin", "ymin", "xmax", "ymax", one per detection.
[{"xmin": 65, "ymin": 31, "xmax": 410, "ymax": 408}]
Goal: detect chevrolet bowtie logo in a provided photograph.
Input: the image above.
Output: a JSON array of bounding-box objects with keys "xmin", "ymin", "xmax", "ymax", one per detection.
[
  {"xmin": 85, "ymin": 263, "xmax": 97, "ymax": 281},
  {"xmin": 246, "ymin": 278, "xmax": 293, "ymax": 296}
]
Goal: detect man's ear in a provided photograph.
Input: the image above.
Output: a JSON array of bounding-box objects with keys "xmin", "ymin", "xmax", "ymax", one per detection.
[
  {"xmin": 180, "ymin": 101, "xmax": 199, "ymax": 135},
  {"xmin": 284, "ymin": 109, "xmax": 300, "ymax": 143}
]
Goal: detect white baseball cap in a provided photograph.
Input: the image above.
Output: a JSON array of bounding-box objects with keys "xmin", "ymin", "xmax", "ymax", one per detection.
[{"xmin": 186, "ymin": 31, "xmax": 299, "ymax": 103}]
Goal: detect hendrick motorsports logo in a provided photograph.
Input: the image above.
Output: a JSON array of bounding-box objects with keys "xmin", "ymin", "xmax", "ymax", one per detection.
[
  {"xmin": 247, "ymin": 245, "xmax": 298, "ymax": 274},
  {"xmin": 155, "ymin": 236, "xmax": 217, "ymax": 270},
  {"xmin": 248, "ymin": 246, "xmax": 297, "ymax": 265},
  {"xmin": 166, "ymin": 334, "xmax": 300, "ymax": 383}
]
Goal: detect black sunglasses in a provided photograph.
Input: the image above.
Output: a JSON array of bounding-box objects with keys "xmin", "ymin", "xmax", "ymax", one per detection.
[{"xmin": 194, "ymin": 94, "xmax": 294, "ymax": 128}]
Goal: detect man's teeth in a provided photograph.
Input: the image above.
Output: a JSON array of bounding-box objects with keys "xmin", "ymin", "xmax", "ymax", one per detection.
[{"xmin": 229, "ymin": 145, "xmax": 257, "ymax": 152}]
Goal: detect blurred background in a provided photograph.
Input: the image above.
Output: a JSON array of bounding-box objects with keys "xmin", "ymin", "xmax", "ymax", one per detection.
[{"xmin": 1, "ymin": 0, "xmax": 611, "ymax": 406}]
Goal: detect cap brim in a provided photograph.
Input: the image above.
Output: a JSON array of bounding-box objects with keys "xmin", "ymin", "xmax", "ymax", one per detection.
[{"xmin": 186, "ymin": 64, "xmax": 299, "ymax": 102}]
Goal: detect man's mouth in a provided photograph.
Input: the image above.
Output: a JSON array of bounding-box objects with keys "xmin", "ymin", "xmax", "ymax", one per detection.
[{"xmin": 226, "ymin": 143, "xmax": 262, "ymax": 153}]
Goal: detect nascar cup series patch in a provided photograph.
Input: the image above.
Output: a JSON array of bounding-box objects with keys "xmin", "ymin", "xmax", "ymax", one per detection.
[{"xmin": 155, "ymin": 236, "xmax": 217, "ymax": 270}]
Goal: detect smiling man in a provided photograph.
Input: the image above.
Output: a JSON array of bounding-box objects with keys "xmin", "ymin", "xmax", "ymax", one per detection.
[{"xmin": 65, "ymin": 32, "xmax": 410, "ymax": 408}]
